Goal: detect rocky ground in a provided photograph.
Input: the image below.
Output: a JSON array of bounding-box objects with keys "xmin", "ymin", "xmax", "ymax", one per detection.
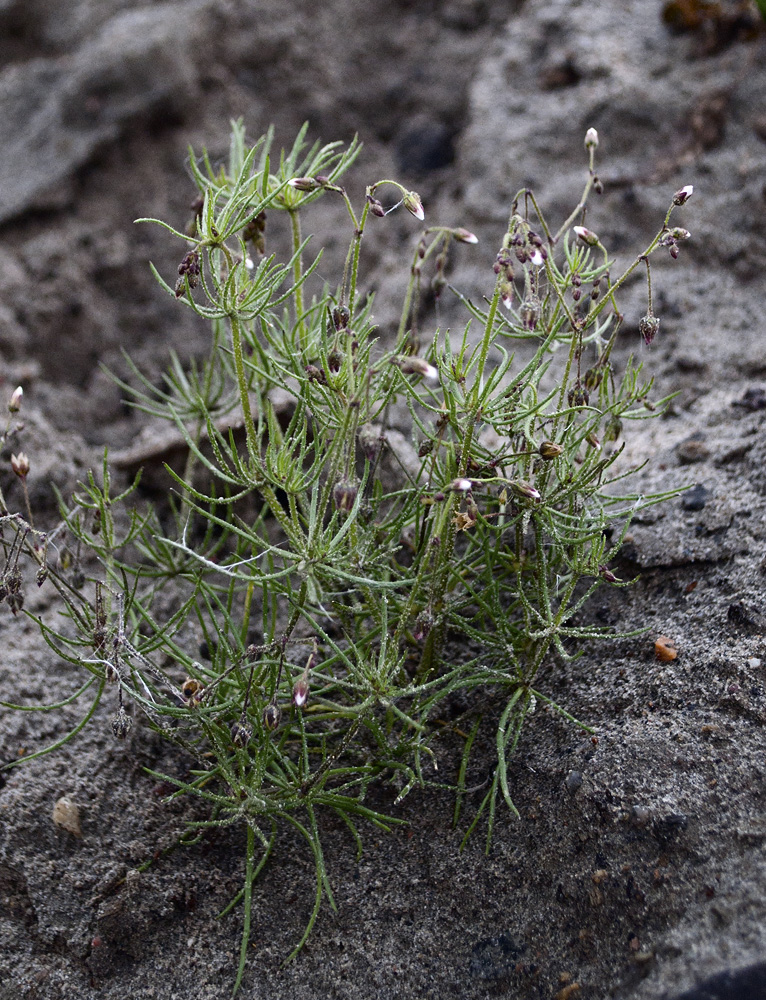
[{"xmin": 1, "ymin": 1, "xmax": 766, "ymax": 998}]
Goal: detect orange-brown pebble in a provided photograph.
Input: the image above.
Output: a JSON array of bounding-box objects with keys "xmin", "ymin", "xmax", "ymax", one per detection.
[{"xmin": 655, "ymin": 635, "xmax": 678, "ymax": 661}]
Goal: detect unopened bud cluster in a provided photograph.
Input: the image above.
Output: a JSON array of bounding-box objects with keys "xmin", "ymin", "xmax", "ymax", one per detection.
[{"xmin": 175, "ymin": 249, "xmax": 200, "ymax": 298}]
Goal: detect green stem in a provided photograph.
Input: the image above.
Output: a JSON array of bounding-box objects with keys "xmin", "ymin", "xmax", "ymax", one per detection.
[{"xmin": 289, "ymin": 209, "xmax": 306, "ymax": 348}]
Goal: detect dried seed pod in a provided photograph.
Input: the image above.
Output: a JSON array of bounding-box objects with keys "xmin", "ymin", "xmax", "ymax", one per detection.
[
  {"xmin": 111, "ymin": 708, "xmax": 133, "ymax": 740},
  {"xmin": 539, "ymin": 441, "xmax": 563, "ymax": 460},
  {"xmin": 231, "ymin": 720, "xmax": 253, "ymax": 747},
  {"xmin": 568, "ymin": 383, "xmax": 590, "ymax": 407},
  {"xmin": 181, "ymin": 677, "xmax": 204, "ymax": 705},
  {"xmin": 262, "ymin": 702, "xmax": 282, "ymax": 731}
]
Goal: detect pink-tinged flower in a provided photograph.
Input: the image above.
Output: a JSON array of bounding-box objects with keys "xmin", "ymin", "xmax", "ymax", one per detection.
[
  {"xmin": 673, "ymin": 185, "xmax": 693, "ymax": 206},
  {"xmin": 293, "ymin": 673, "xmax": 310, "ymax": 708},
  {"xmin": 403, "ymin": 190, "xmax": 425, "ymax": 221},
  {"xmin": 454, "ymin": 227, "xmax": 478, "ymax": 244},
  {"xmin": 584, "ymin": 127, "xmax": 599, "ymax": 149},
  {"xmin": 398, "ymin": 357, "xmax": 439, "ymax": 382},
  {"xmin": 10, "ymin": 452, "xmax": 29, "ymax": 478},
  {"xmin": 573, "ymin": 226, "xmax": 600, "ymax": 246},
  {"xmin": 451, "ymin": 478, "xmax": 473, "ymax": 493},
  {"xmin": 509, "ymin": 480, "xmax": 541, "ymax": 502},
  {"xmin": 8, "ymin": 386, "xmax": 22, "ymax": 413}
]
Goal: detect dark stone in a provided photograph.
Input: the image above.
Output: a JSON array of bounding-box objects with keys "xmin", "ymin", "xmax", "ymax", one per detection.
[
  {"xmin": 565, "ymin": 770, "xmax": 583, "ymax": 794},
  {"xmin": 671, "ymin": 961, "xmax": 766, "ymax": 1000},
  {"xmin": 653, "ymin": 812, "xmax": 688, "ymax": 845},
  {"xmin": 732, "ymin": 387, "xmax": 766, "ymax": 411},
  {"xmin": 682, "ymin": 484, "xmax": 710, "ymax": 511},
  {"xmin": 394, "ymin": 118, "xmax": 456, "ymax": 174}
]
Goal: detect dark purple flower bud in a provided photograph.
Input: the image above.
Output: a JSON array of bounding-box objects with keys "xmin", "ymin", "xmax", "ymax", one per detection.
[
  {"xmin": 333, "ymin": 479, "xmax": 359, "ymax": 513},
  {"xmin": 639, "ymin": 313, "xmax": 660, "ymax": 346},
  {"xmin": 672, "ymin": 185, "xmax": 693, "ymax": 206}
]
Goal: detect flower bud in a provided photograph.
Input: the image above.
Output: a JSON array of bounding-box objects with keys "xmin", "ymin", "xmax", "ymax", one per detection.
[
  {"xmin": 509, "ymin": 480, "xmax": 541, "ymax": 502},
  {"xmin": 398, "ymin": 356, "xmax": 439, "ymax": 381},
  {"xmin": 304, "ymin": 364, "xmax": 327, "ymax": 385},
  {"xmin": 453, "ymin": 227, "xmax": 478, "ymax": 244},
  {"xmin": 413, "ymin": 610, "xmax": 434, "ymax": 641},
  {"xmin": 358, "ymin": 423, "xmax": 383, "ymax": 461},
  {"xmin": 403, "ymin": 190, "xmax": 425, "ymax": 222},
  {"xmin": 539, "ymin": 441, "xmax": 563, "ymax": 460},
  {"xmin": 333, "ymin": 479, "xmax": 359, "ymax": 513},
  {"xmin": 584, "ymin": 127, "xmax": 599, "ymax": 149},
  {"xmin": 584, "ymin": 366, "xmax": 603, "ymax": 391},
  {"xmin": 367, "ymin": 196, "xmax": 386, "ymax": 217},
  {"xmin": 667, "ymin": 227, "xmax": 691, "ymax": 241},
  {"xmin": 293, "ymin": 673, "xmax": 310, "ymax": 708},
  {"xmin": 10, "ymin": 452, "xmax": 29, "ymax": 478},
  {"xmin": 603, "ymin": 415, "xmax": 623, "ymax": 443},
  {"xmin": 520, "ymin": 297, "xmax": 540, "ymax": 330},
  {"xmin": 599, "ymin": 565, "xmax": 618, "ymax": 583},
  {"xmin": 639, "ymin": 313, "xmax": 660, "ymax": 346},
  {"xmin": 500, "ymin": 281, "xmax": 514, "ymax": 310},
  {"xmin": 262, "ymin": 702, "xmax": 282, "ymax": 731},
  {"xmin": 8, "ymin": 386, "xmax": 23, "ymax": 413},
  {"xmin": 332, "ymin": 304, "xmax": 350, "ymax": 330},
  {"xmin": 288, "ymin": 176, "xmax": 320, "ymax": 191},
  {"xmin": 568, "ymin": 383, "xmax": 589, "ymax": 407},
  {"xmin": 672, "ymin": 185, "xmax": 693, "ymax": 206},
  {"xmin": 573, "ymin": 226, "xmax": 600, "ymax": 246}
]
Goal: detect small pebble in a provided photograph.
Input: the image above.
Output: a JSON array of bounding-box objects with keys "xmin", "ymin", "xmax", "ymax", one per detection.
[
  {"xmin": 52, "ymin": 796, "xmax": 82, "ymax": 837},
  {"xmin": 655, "ymin": 635, "xmax": 678, "ymax": 661},
  {"xmin": 676, "ymin": 434, "xmax": 710, "ymax": 465},
  {"xmin": 681, "ymin": 484, "xmax": 709, "ymax": 511},
  {"xmin": 565, "ymin": 770, "xmax": 583, "ymax": 794}
]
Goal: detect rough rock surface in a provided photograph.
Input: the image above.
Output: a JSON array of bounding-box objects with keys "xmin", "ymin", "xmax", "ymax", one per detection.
[{"xmin": 1, "ymin": 1, "xmax": 766, "ymax": 998}]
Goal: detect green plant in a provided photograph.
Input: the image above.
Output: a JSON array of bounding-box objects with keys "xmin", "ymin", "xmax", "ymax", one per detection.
[{"xmin": 0, "ymin": 121, "xmax": 691, "ymax": 993}]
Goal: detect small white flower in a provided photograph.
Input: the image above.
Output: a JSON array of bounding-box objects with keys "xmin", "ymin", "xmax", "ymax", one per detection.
[
  {"xmin": 451, "ymin": 478, "xmax": 473, "ymax": 493},
  {"xmin": 529, "ymin": 249, "xmax": 545, "ymax": 267},
  {"xmin": 573, "ymin": 226, "xmax": 600, "ymax": 246}
]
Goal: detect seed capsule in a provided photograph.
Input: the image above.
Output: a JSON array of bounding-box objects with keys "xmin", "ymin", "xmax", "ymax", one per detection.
[
  {"xmin": 263, "ymin": 702, "xmax": 282, "ymax": 731},
  {"xmin": 539, "ymin": 441, "xmax": 563, "ymax": 460},
  {"xmin": 230, "ymin": 720, "xmax": 253, "ymax": 747},
  {"xmin": 111, "ymin": 708, "xmax": 133, "ymax": 740}
]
